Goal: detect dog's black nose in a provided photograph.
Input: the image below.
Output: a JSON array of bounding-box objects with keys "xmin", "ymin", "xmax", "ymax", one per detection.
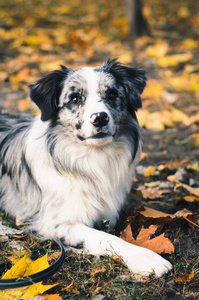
[{"xmin": 90, "ymin": 112, "xmax": 109, "ymax": 128}]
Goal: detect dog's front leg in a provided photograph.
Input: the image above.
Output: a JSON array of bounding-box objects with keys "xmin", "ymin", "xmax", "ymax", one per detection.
[{"xmin": 60, "ymin": 223, "xmax": 172, "ymax": 277}]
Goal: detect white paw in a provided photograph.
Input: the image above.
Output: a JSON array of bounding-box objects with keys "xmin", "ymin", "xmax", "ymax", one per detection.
[{"xmin": 123, "ymin": 244, "xmax": 172, "ymax": 277}]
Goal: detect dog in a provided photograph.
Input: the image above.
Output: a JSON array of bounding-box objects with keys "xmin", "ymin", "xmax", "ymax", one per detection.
[{"xmin": 0, "ymin": 59, "xmax": 172, "ymax": 277}]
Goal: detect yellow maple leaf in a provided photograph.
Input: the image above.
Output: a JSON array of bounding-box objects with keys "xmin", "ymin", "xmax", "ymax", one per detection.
[
  {"xmin": 0, "ymin": 255, "xmax": 61, "ymax": 300},
  {"xmin": 20, "ymin": 282, "xmax": 60, "ymax": 300},
  {"xmin": 24, "ymin": 255, "xmax": 49, "ymax": 276},
  {"xmin": 1, "ymin": 255, "xmax": 30, "ymax": 279}
]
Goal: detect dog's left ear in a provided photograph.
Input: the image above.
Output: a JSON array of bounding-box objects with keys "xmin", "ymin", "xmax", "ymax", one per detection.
[
  {"xmin": 29, "ymin": 66, "xmax": 70, "ymax": 121},
  {"xmin": 103, "ymin": 59, "xmax": 147, "ymax": 113}
]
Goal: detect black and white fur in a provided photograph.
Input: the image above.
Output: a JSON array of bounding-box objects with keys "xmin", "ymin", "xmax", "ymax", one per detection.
[{"xmin": 0, "ymin": 59, "xmax": 172, "ymax": 277}]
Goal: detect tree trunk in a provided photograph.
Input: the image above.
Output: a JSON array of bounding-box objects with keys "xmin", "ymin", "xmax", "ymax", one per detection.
[{"xmin": 125, "ymin": 0, "xmax": 150, "ymax": 39}]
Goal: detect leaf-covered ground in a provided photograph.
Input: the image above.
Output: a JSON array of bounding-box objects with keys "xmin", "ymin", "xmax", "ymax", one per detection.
[{"xmin": 0, "ymin": 0, "xmax": 199, "ymax": 299}]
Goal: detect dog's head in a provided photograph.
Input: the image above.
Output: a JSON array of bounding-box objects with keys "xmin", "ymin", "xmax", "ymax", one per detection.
[{"xmin": 30, "ymin": 59, "xmax": 146, "ymax": 146}]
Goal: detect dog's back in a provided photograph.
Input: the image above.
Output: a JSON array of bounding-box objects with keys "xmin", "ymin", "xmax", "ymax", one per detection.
[{"xmin": 0, "ymin": 113, "xmax": 40, "ymax": 220}]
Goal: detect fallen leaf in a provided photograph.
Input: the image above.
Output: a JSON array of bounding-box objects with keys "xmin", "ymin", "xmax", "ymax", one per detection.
[
  {"xmin": 138, "ymin": 186, "xmax": 170, "ymax": 200},
  {"xmin": 168, "ymin": 73, "xmax": 199, "ymax": 92},
  {"xmin": 187, "ymin": 161, "xmax": 199, "ymax": 171},
  {"xmin": 0, "ymin": 254, "xmax": 61, "ymax": 300},
  {"xmin": 145, "ymin": 41, "xmax": 169, "ymax": 58},
  {"xmin": 137, "ymin": 107, "xmax": 189, "ymax": 131},
  {"xmin": 20, "ymin": 282, "xmax": 60, "ymax": 300},
  {"xmin": 140, "ymin": 152, "xmax": 148, "ymax": 161},
  {"xmin": 134, "ymin": 205, "xmax": 198, "ymax": 225},
  {"xmin": 145, "ymin": 181, "xmax": 161, "ymax": 188},
  {"xmin": 1, "ymin": 255, "xmax": 30, "ymax": 279},
  {"xmin": 158, "ymin": 52, "xmax": 193, "ymax": 68},
  {"xmin": 18, "ymin": 99, "xmax": 37, "ymax": 112},
  {"xmin": 24, "ymin": 255, "xmax": 49, "ymax": 276},
  {"xmin": 133, "ymin": 205, "xmax": 175, "ymax": 222},
  {"xmin": 178, "ymin": 7, "xmax": 190, "ymax": 18},
  {"xmin": 142, "ymin": 79, "xmax": 165, "ymax": 99},
  {"xmin": 43, "ymin": 295, "xmax": 63, "ymax": 300},
  {"xmin": 144, "ymin": 166, "xmax": 156, "ymax": 177},
  {"xmin": 168, "ymin": 175, "xmax": 199, "ymax": 197},
  {"xmin": 47, "ymin": 252, "xmax": 61, "ymax": 262},
  {"xmin": 174, "ymin": 208, "xmax": 197, "ymax": 220},
  {"xmin": 169, "ymin": 107, "xmax": 189, "ymax": 124},
  {"xmin": 193, "ymin": 133, "xmax": 199, "ymax": 147},
  {"xmin": 176, "ymin": 271, "xmax": 194, "ymax": 283},
  {"xmin": 0, "ymin": 290, "xmax": 14, "ymax": 300},
  {"xmin": 112, "ymin": 254, "xmax": 123, "ymax": 264},
  {"xmin": 91, "ymin": 266, "xmax": 106, "ymax": 276},
  {"xmin": 183, "ymin": 195, "xmax": 199, "ymax": 202},
  {"xmin": 120, "ymin": 224, "xmax": 174, "ymax": 254},
  {"xmin": 62, "ymin": 282, "xmax": 80, "ymax": 295}
]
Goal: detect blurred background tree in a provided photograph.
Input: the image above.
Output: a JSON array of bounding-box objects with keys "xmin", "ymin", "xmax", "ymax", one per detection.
[{"xmin": 125, "ymin": 0, "xmax": 150, "ymax": 38}]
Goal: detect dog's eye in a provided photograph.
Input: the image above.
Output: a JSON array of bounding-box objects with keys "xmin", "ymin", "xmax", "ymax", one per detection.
[
  {"xmin": 70, "ymin": 94, "xmax": 81, "ymax": 104},
  {"xmin": 107, "ymin": 89, "xmax": 117, "ymax": 100}
]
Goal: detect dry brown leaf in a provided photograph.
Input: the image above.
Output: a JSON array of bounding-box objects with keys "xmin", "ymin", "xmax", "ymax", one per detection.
[
  {"xmin": 138, "ymin": 186, "xmax": 170, "ymax": 200},
  {"xmin": 174, "ymin": 208, "xmax": 198, "ymax": 225},
  {"xmin": 133, "ymin": 205, "xmax": 175, "ymax": 222},
  {"xmin": 62, "ymin": 281, "xmax": 80, "ymax": 295},
  {"xmin": 168, "ymin": 175, "xmax": 199, "ymax": 197},
  {"xmin": 183, "ymin": 195, "xmax": 199, "ymax": 202},
  {"xmin": 112, "ymin": 254, "xmax": 123, "ymax": 264},
  {"xmin": 90, "ymin": 266, "xmax": 106, "ymax": 276},
  {"xmin": 47, "ymin": 252, "xmax": 61, "ymax": 262},
  {"xmin": 145, "ymin": 181, "xmax": 161, "ymax": 188},
  {"xmin": 134, "ymin": 205, "xmax": 198, "ymax": 225}
]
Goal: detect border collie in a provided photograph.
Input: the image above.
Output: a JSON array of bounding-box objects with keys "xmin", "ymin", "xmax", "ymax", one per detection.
[{"xmin": 0, "ymin": 59, "xmax": 172, "ymax": 277}]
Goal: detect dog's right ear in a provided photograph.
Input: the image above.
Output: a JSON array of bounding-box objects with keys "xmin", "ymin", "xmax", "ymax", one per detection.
[{"xmin": 29, "ymin": 66, "xmax": 70, "ymax": 121}]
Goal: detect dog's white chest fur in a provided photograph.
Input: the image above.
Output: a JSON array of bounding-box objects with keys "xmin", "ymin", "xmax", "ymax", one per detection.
[{"xmin": 25, "ymin": 118, "xmax": 140, "ymax": 235}]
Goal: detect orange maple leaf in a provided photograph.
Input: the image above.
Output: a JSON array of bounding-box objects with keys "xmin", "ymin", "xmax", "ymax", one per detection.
[{"xmin": 120, "ymin": 224, "xmax": 174, "ymax": 254}]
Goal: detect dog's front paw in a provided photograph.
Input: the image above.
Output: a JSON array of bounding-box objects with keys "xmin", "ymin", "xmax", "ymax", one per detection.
[{"xmin": 123, "ymin": 244, "xmax": 172, "ymax": 277}]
